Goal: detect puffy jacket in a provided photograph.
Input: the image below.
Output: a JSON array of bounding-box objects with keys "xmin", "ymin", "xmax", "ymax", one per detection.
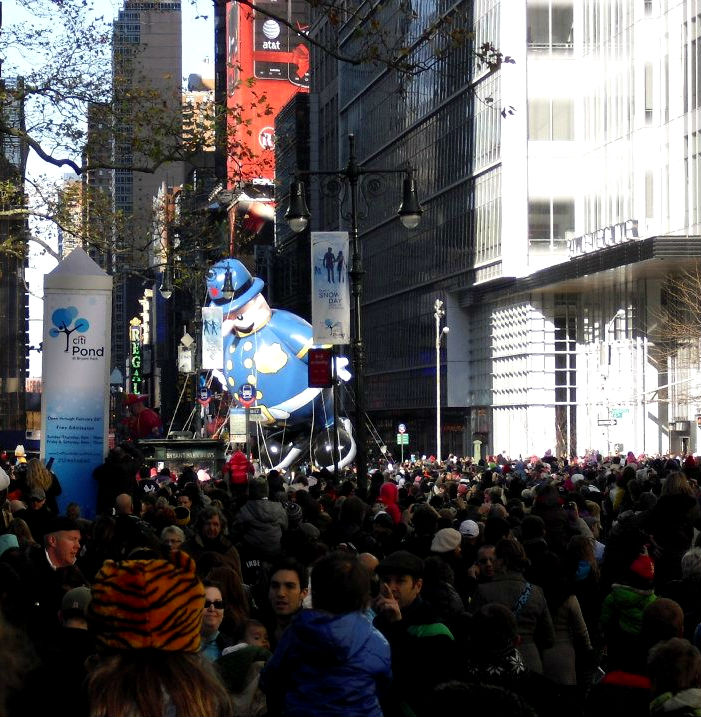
[
  {"xmin": 379, "ymin": 482, "xmax": 401, "ymax": 524},
  {"xmin": 261, "ymin": 610, "xmax": 391, "ymax": 717},
  {"xmin": 601, "ymin": 583, "xmax": 657, "ymax": 636},
  {"xmin": 224, "ymin": 451, "xmax": 254, "ymax": 485},
  {"xmin": 233, "ymin": 499, "xmax": 288, "ymax": 559}
]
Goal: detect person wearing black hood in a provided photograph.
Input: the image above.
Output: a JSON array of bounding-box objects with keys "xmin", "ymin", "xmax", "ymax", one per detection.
[{"xmin": 232, "ymin": 477, "xmax": 288, "ymax": 562}]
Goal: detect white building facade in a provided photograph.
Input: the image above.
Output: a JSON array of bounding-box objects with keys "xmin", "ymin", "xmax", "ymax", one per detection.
[{"xmin": 464, "ymin": 0, "xmax": 701, "ymax": 458}]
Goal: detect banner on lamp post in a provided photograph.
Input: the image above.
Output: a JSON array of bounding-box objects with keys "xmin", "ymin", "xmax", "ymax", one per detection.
[
  {"xmin": 311, "ymin": 231, "xmax": 350, "ymax": 345},
  {"xmin": 201, "ymin": 305, "xmax": 223, "ymax": 369}
]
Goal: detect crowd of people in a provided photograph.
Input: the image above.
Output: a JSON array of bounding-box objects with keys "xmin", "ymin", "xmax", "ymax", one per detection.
[{"xmin": 2, "ymin": 443, "xmax": 701, "ymax": 716}]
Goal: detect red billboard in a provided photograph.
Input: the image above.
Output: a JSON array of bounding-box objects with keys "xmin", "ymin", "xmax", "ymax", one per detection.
[{"xmin": 226, "ymin": 0, "xmax": 309, "ymax": 183}]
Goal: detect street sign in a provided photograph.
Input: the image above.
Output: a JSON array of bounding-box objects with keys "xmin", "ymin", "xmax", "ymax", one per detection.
[
  {"xmin": 248, "ymin": 407, "xmax": 267, "ymax": 423},
  {"xmin": 396, "ymin": 433, "xmax": 409, "ymax": 445},
  {"xmin": 229, "ymin": 410, "xmax": 247, "ymax": 442},
  {"xmin": 308, "ymin": 347, "xmax": 333, "ymax": 388},
  {"xmin": 597, "ymin": 419, "xmax": 617, "ymax": 426},
  {"xmin": 398, "ymin": 423, "xmax": 406, "ymax": 434},
  {"xmin": 180, "ymin": 332, "xmax": 195, "ymax": 349}
]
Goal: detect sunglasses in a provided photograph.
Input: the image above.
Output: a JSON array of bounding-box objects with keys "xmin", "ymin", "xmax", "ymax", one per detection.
[{"xmin": 204, "ymin": 600, "xmax": 224, "ymax": 609}]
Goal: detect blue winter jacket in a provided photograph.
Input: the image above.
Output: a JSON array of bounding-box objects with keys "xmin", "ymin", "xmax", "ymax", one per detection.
[{"xmin": 260, "ymin": 609, "xmax": 392, "ymax": 717}]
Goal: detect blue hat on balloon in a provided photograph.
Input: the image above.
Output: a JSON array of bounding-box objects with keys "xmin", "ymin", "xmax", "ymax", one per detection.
[{"xmin": 206, "ymin": 259, "xmax": 264, "ymax": 313}]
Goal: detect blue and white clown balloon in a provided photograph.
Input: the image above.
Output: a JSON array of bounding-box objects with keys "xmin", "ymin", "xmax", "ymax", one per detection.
[{"xmin": 206, "ymin": 259, "xmax": 356, "ymax": 470}]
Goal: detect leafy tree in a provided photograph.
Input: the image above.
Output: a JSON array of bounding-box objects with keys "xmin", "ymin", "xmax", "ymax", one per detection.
[{"xmin": 1, "ymin": 0, "xmax": 509, "ymax": 271}]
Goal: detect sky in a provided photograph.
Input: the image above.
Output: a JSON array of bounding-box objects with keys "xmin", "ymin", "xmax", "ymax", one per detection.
[{"xmin": 5, "ymin": 0, "xmax": 215, "ymax": 376}]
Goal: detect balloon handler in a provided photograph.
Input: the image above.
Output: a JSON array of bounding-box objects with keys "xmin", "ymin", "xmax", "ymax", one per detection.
[{"xmin": 207, "ymin": 259, "xmax": 356, "ymax": 471}]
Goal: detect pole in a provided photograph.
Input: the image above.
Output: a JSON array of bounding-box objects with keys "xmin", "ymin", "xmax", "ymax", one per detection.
[
  {"xmin": 434, "ymin": 299, "xmax": 444, "ymax": 463},
  {"xmin": 347, "ymin": 134, "xmax": 367, "ymax": 499},
  {"xmin": 332, "ymin": 345, "xmax": 340, "ymax": 484}
]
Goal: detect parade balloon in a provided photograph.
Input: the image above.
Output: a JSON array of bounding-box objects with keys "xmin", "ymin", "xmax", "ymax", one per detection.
[{"xmin": 206, "ymin": 258, "xmax": 356, "ymax": 470}]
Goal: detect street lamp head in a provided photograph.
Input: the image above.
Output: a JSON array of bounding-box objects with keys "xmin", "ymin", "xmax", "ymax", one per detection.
[
  {"xmin": 442, "ymin": 326, "xmax": 450, "ymax": 335},
  {"xmin": 159, "ymin": 266, "xmax": 173, "ymax": 300},
  {"xmin": 397, "ymin": 172, "xmax": 422, "ymax": 229},
  {"xmin": 616, "ymin": 308, "xmax": 626, "ymax": 318},
  {"xmin": 285, "ymin": 179, "xmax": 310, "ymax": 233}
]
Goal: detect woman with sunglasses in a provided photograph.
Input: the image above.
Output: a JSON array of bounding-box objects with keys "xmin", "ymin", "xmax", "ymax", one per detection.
[{"xmin": 199, "ymin": 581, "xmax": 235, "ymax": 662}]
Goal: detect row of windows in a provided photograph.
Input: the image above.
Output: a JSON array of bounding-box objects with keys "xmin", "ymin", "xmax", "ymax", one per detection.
[
  {"xmin": 685, "ymin": 131, "xmax": 701, "ymax": 228},
  {"xmin": 363, "ymin": 180, "xmax": 473, "ymax": 303},
  {"xmin": 684, "ymin": 22, "xmax": 701, "ymax": 113},
  {"xmin": 581, "ymin": 175, "xmax": 633, "ymax": 234},
  {"xmin": 474, "ymin": 168, "xmax": 502, "ymax": 264},
  {"xmin": 364, "ymin": 289, "xmax": 447, "ymax": 408},
  {"xmin": 582, "ymin": 0, "xmax": 633, "ymax": 50}
]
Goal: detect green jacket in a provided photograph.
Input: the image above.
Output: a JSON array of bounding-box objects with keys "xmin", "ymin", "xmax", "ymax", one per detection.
[{"xmin": 601, "ymin": 583, "xmax": 657, "ymax": 636}]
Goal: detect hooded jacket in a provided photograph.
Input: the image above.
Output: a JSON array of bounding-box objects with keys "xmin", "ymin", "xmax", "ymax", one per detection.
[
  {"xmin": 260, "ymin": 610, "xmax": 391, "ymax": 717},
  {"xmin": 379, "ymin": 482, "xmax": 401, "ymax": 524},
  {"xmin": 233, "ymin": 499, "xmax": 288, "ymax": 559},
  {"xmin": 224, "ymin": 451, "xmax": 255, "ymax": 485},
  {"xmin": 601, "ymin": 583, "xmax": 657, "ymax": 636}
]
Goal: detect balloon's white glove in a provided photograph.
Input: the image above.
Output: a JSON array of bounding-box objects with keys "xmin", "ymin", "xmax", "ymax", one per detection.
[{"xmin": 334, "ymin": 356, "xmax": 351, "ymax": 383}]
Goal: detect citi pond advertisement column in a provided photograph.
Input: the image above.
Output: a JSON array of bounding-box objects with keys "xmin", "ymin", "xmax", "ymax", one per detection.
[{"xmin": 41, "ymin": 249, "xmax": 112, "ymax": 517}]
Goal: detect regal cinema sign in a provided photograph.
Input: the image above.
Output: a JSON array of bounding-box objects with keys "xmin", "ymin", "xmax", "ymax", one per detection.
[{"xmin": 129, "ymin": 317, "xmax": 143, "ymax": 394}]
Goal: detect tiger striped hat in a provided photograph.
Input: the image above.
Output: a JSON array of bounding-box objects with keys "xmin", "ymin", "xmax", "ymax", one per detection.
[{"xmin": 90, "ymin": 551, "xmax": 205, "ymax": 652}]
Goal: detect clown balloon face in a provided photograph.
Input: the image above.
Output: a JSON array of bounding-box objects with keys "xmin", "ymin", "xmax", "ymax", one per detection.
[{"xmin": 226, "ymin": 294, "xmax": 271, "ymax": 336}]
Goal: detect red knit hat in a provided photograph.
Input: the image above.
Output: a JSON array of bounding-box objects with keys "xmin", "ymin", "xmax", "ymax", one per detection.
[{"xmin": 629, "ymin": 553, "xmax": 655, "ymax": 583}]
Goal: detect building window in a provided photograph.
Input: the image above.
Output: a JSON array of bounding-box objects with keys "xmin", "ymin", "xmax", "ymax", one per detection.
[
  {"xmin": 645, "ymin": 63, "xmax": 653, "ymax": 123},
  {"xmin": 527, "ymin": 1, "xmax": 574, "ymax": 54},
  {"xmin": 529, "ymin": 198, "xmax": 575, "ymax": 248},
  {"xmin": 528, "ymin": 97, "xmax": 574, "ymax": 140},
  {"xmin": 645, "ymin": 171, "xmax": 654, "ymax": 218}
]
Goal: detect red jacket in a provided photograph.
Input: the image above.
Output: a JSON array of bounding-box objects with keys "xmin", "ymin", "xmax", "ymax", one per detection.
[{"xmin": 224, "ymin": 451, "xmax": 254, "ymax": 485}]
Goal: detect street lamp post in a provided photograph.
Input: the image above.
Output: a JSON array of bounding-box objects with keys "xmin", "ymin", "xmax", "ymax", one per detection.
[
  {"xmin": 602, "ymin": 309, "xmax": 626, "ymax": 456},
  {"xmin": 285, "ymin": 133, "xmax": 422, "ymax": 497},
  {"xmin": 434, "ymin": 299, "xmax": 449, "ymax": 463}
]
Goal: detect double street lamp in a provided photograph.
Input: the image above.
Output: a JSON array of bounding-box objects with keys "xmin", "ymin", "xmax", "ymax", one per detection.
[{"xmin": 285, "ymin": 133, "xmax": 423, "ymax": 494}]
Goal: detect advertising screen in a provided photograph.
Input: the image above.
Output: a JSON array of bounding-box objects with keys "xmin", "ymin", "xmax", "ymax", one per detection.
[
  {"xmin": 253, "ymin": 0, "xmax": 309, "ymax": 87},
  {"xmin": 226, "ymin": 0, "xmax": 310, "ymax": 182}
]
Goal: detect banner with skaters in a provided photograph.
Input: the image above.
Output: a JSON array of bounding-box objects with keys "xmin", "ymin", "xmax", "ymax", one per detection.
[{"xmin": 311, "ymin": 231, "xmax": 350, "ymax": 345}]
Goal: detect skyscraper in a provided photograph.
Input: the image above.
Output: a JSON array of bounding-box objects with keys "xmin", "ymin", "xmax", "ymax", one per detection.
[
  {"xmin": 0, "ymin": 73, "xmax": 29, "ymax": 449},
  {"xmin": 111, "ymin": 0, "xmax": 184, "ymax": 383}
]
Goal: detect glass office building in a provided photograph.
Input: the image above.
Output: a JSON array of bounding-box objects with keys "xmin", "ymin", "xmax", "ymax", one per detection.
[{"xmin": 306, "ymin": 0, "xmax": 701, "ymax": 459}]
